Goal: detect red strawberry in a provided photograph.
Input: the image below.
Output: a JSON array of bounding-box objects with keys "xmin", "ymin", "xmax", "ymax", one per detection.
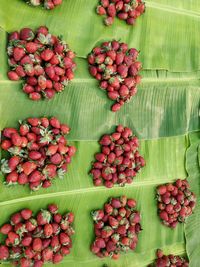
[
  {"xmin": 22, "ymin": 162, "xmax": 37, "ymax": 175},
  {"xmin": 7, "ymin": 156, "xmax": 20, "ymax": 171},
  {"xmin": 29, "ymin": 170, "xmax": 43, "ymax": 183},
  {"xmin": 21, "ymin": 236, "xmax": 33, "ymax": 247},
  {"xmin": 42, "ymin": 164, "xmax": 57, "ymax": 178},
  {"xmin": 48, "ymin": 204, "xmax": 58, "ymax": 214},
  {"xmin": 107, "ymin": 4, "xmax": 116, "ymax": 17},
  {"xmin": 41, "ymin": 49, "xmax": 54, "ymax": 61},
  {"xmin": 53, "ymin": 253, "xmax": 63, "ymax": 264},
  {"xmin": 3, "ymin": 128, "xmax": 18, "ymax": 138},
  {"xmin": 42, "ymin": 247, "xmax": 53, "ymax": 261},
  {"xmin": 25, "ymin": 218, "xmax": 37, "ymax": 232},
  {"xmin": 38, "ymin": 75, "xmax": 47, "ymax": 89},
  {"xmin": 0, "ymin": 245, "xmax": 9, "ymax": 260},
  {"xmin": 20, "ymin": 28, "xmax": 35, "ymax": 41},
  {"xmin": 104, "ymin": 16, "xmax": 114, "ymax": 26},
  {"xmin": 26, "ymin": 42, "xmax": 38, "ymax": 53},
  {"xmin": 0, "ymin": 223, "xmax": 12, "ymax": 235},
  {"xmin": 29, "ymin": 92, "xmax": 41, "ymax": 101},
  {"xmin": 6, "ymin": 171, "xmax": 18, "ymax": 184},
  {"xmin": 1, "ymin": 140, "xmax": 12, "ymax": 150},
  {"xmin": 159, "ymin": 211, "xmax": 169, "ymax": 221},
  {"xmin": 15, "ymin": 65, "xmax": 26, "ymax": 77},
  {"xmin": 34, "ymin": 65, "xmax": 44, "ymax": 76},
  {"xmin": 24, "ymin": 64, "xmax": 35, "ymax": 76},
  {"xmin": 59, "ymin": 232, "xmax": 70, "ymax": 245},
  {"xmin": 8, "ymin": 231, "xmax": 20, "ymax": 245},
  {"xmin": 44, "ymin": 223, "xmax": 53, "ymax": 237},
  {"xmin": 7, "ymin": 71, "xmax": 20, "ymax": 81},
  {"xmin": 9, "ymin": 31, "xmax": 19, "ymax": 41},
  {"xmin": 20, "ymin": 257, "xmax": 32, "ymax": 267},
  {"xmin": 50, "ymin": 153, "xmax": 62, "ymax": 165},
  {"xmin": 21, "ymin": 209, "xmax": 33, "ymax": 220},
  {"xmin": 13, "ymin": 47, "xmax": 25, "ymax": 61},
  {"xmin": 33, "ymin": 260, "xmax": 44, "ymax": 267},
  {"xmin": 37, "ymin": 210, "xmax": 51, "ymax": 225},
  {"xmin": 43, "ymin": 88, "xmax": 55, "ymax": 99},
  {"xmin": 100, "ymin": 0, "xmax": 109, "ymax": 8},
  {"xmin": 32, "ymin": 238, "xmax": 42, "ymax": 252},
  {"xmin": 44, "ymin": 0, "xmax": 55, "ymax": 10}
]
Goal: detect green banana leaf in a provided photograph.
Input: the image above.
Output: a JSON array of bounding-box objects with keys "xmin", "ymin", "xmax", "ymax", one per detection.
[
  {"xmin": 0, "ymin": 1, "xmax": 199, "ymax": 266},
  {"xmin": 185, "ymin": 133, "xmax": 200, "ymax": 267}
]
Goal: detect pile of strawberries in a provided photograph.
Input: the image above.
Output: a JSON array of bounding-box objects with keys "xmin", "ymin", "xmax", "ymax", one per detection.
[
  {"xmin": 1, "ymin": 117, "xmax": 76, "ymax": 191},
  {"xmin": 96, "ymin": 0, "xmax": 145, "ymax": 26},
  {"xmin": 0, "ymin": 204, "xmax": 74, "ymax": 266},
  {"xmin": 90, "ymin": 125, "xmax": 145, "ymax": 188},
  {"xmin": 157, "ymin": 179, "xmax": 196, "ymax": 228},
  {"xmin": 88, "ymin": 40, "xmax": 142, "ymax": 112},
  {"xmin": 7, "ymin": 26, "xmax": 76, "ymax": 100},
  {"xmin": 91, "ymin": 196, "xmax": 142, "ymax": 259},
  {"xmin": 149, "ymin": 249, "xmax": 189, "ymax": 267},
  {"xmin": 25, "ymin": 0, "xmax": 62, "ymax": 10}
]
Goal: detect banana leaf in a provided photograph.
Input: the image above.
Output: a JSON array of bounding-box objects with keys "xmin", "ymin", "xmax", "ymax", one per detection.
[
  {"xmin": 1, "ymin": 0, "xmax": 200, "ymax": 71},
  {"xmin": 185, "ymin": 132, "xmax": 200, "ymax": 267},
  {"xmin": 0, "ymin": 1, "xmax": 199, "ymax": 267}
]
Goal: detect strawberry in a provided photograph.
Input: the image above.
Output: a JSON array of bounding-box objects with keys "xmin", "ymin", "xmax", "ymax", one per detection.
[
  {"xmin": 107, "ymin": 4, "xmax": 116, "ymax": 17},
  {"xmin": 50, "ymin": 153, "xmax": 62, "ymax": 165},
  {"xmin": 42, "ymin": 164, "xmax": 57, "ymax": 178},
  {"xmin": 24, "ymin": 64, "xmax": 35, "ymax": 76},
  {"xmin": 15, "ymin": 65, "xmax": 26, "ymax": 77},
  {"xmin": 8, "ymin": 231, "xmax": 20, "ymax": 245},
  {"xmin": 13, "ymin": 47, "xmax": 25, "ymax": 61},
  {"xmin": 48, "ymin": 204, "xmax": 58, "ymax": 214},
  {"xmin": 104, "ymin": 16, "xmax": 114, "ymax": 26},
  {"xmin": 1, "ymin": 140, "xmax": 12, "ymax": 150},
  {"xmin": 41, "ymin": 49, "xmax": 54, "ymax": 61},
  {"xmin": 32, "ymin": 238, "xmax": 42, "ymax": 252},
  {"xmin": 0, "ymin": 245, "xmax": 9, "ymax": 260},
  {"xmin": 22, "ymin": 162, "xmax": 37, "ymax": 175},
  {"xmin": 7, "ymin": 71, "xmax": 20, "ymax": 81},
  {"xmin": 25, "ymin": 218, "xmax": 38, "ymax": 232},
  {"xmin": 26, "ymin": 42, "xmax": 38, "ymax": 53},
  {"xmin": 43, "ymin": 223, "xmax": 53, "ymax": 237},
  {"xmin": 38, "ymin": 75, "xmax": 47, "ymax": 89},
  {"xmin": 42, "ymin": 247, "xmax": 53, "ymax": 261},
  {"xmin": 0, "ymin": 224, "xmax": 12, "ymax": 235},
  {"xmin": 21, "ymin": 209, "xmax": 33, "ymax": 220},
  {"xmin": 6, "ymin": 171, "xmax": 18, "ymax": 184},
  {"xmin": 33, "ymin": 260, "xmax": 44, "ymax": 267},
  {"xmin": 44, "ymin": 0, "xmax": 55, "ymax": 9},
  {"xmin": 29, "ymin": 151, "xmax": 42, "ymax": 160},
  {"xmin": 37, "ymin": 210, "xmax": 51, "ymax": 225},
  {"xmin": 21, "ymin": 236, "xmax": 33, "ymax": 247},
  {"xmin": 20, "ymin": 28, "xmax": 35, "ymax": 41},
  {"xmin": 44, "ymin": 88, "xmax": 56, "ymax": 99},
  {"xmin": 29, "ymin": 170, "xmax": 43, "ymax": 183},
  {"xmin": 34, "ymin": 65, "xmax": 44, "ymax": 76},
  {"xmin": 53, "ymin": 253, "xmax": 63, "ymax": 264},
  {"xmin": 59, "ymin": 232, "xmax": 70, "ymax": 245}
]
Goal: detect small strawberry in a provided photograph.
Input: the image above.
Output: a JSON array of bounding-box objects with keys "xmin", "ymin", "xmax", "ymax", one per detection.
[
  {"xmin": 59, "ymin": 232, "xmax": 70, "ymax": 245},
  {"xmin": 48, "ymin": 203, "xmax": 58, "ymax": 214},
  {"xmin": 42, "ymin": 247, "xmax": 53, "ymax": 261},
  {"xmin": 37, "ymin": 209, "xmax": 51, "ymax": 225},
  {"xmin": 41, "ymin": 49, "xmax": 54, "ymax": 61},
  {"xmin": 44, "ymin": 223, "xmax": 53, "ymax": 237},
  {"xmin": 13, "ymin": 47, "xmax": 25, "ymax": 61},
  {"xmin": 21, "ymin": 209, "xmax": 33, "ymax": 220},
  {"xmin": 7, "ymin": 71, "xmax": 20, "ymax": 81},
  {"xmin": 0, "ymin": 245, "xmax": 9, "ymax": 260},
  {"xmin": 0, "ymin": 223, "xmax": 12, "ymax": 235},
  {"xmin": 20, "ymin": 28, "xmax": 35, "ymax": 41}
]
